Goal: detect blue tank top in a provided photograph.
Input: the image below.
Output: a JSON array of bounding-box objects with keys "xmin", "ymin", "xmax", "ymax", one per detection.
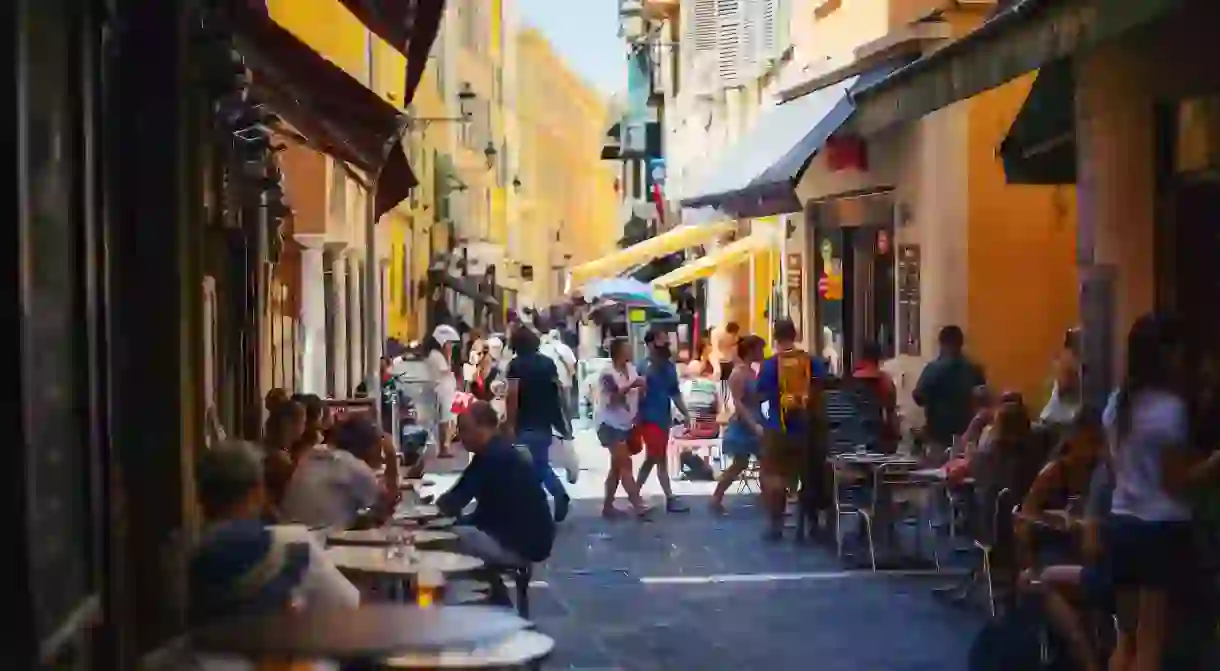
[{"xmin": 724, "ymin": 373, "xmax": 762, "ymax": 443}]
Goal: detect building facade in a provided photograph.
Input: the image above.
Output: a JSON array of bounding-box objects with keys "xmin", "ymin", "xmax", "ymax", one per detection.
[{"xmin": 517, "ymin": 28, "xmax": 621, "ymax": 307}]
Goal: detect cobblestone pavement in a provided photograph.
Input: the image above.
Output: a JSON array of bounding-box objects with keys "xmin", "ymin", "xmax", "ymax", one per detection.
[{"xmin": 424, "ymin": 429, "xmax": 983, "ymax": 670}]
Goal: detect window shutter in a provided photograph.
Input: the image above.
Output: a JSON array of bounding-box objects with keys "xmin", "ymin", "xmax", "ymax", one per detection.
[
  {"xmin": 684, "ymin": 0, "xmax": 718, "ymax": 97},
  {"xmin": 716, "ymin": 0, "xmax": 742, "ymax": 87},
  {"xmin": 760, "ymin": 0, "xmax": 779, "ymax": 62}
]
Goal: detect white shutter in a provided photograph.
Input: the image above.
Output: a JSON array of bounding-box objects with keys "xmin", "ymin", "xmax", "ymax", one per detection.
[
  {"xmin": 716, "ymin": 0, "xmax": 742, "ymax": 87},
  {"xmin": 761, "ymin": 0, "xmax": 779, "ymax": 61},
  {"xmin": 684, "ymin": 0, "xmax": 718, "ymax": 97}
]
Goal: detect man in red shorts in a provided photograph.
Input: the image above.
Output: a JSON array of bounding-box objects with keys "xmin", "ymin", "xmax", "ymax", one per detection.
[{"xmin": 634, "ymin": 326, "xmax": 692, "ymax": 513}]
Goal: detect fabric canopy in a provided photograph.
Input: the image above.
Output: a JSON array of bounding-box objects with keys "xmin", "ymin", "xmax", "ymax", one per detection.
[
  {"xmin": 336, "ymin": 0, "xmax": 447, "ymax": 106},
  {"xmin": 999, "ymin": 59, "xmax": 1076, "ymax": 185},
  {"xmin": 432, "ymin": 272, "xmax": 499, "ymax": 307},
  {"xmin": 567, "ymin": 222, "xmax": 734, "ymax": 289},
  {"xmin": 850, "ymin": 0, "xmax": 1184, "ymax": 135},
  {"xmin": 231, "ymin": 2, "xmax": 414, "ymax": 218},
  {"xmin": 650, "ymin": 232, "xmax": 775, "ymax": 289},
  {"xmin": 680, "ymin": 62, "xmax": 904, "ymax": 219}
]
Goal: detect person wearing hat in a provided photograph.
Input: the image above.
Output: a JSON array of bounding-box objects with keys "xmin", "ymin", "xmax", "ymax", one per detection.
[
  {"xmin": 427, "ymin": 324, "xmax": 462, "ymax": 458},
  {"xmin": 281, "ymin": 416, "xmax": 393, "ymax": 530},
  {"xmin": 185, "ymin": 441, "xmax": 358, "ymax": 669}
]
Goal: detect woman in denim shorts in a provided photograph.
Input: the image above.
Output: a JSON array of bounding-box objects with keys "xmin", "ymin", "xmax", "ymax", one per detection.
[{"xmin": 597, "ymin": 338, "xmax": 649, "ymax": 519}]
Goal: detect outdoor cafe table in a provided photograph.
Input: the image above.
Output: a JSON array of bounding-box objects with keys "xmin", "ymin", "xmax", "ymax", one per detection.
[
  {"xmin": 328, "ymin": 546, "xmax": 484, "ymax": 579},
  {"xmin": 830, "ymin": 452, "xmax": 938, "ymax": 569},
  {"xmin": 187, "ymin": 604, "xmax": 530, "ymax": 661},
  {"xmin": 395, "ymin": 504, "xmax": 444, "ymax": 522},
  {"xmin": 328, "ymin": 527, "xmax": 458, "ymax": 548},
  {"xmin": 382, "ymin": 629, "xmax": 555, "ymax": 669}
]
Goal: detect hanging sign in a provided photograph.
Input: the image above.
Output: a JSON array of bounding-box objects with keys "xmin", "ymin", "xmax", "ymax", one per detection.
[{"xmin": 628, "ymin": 308, "xmax": 647, "ymax": 323}]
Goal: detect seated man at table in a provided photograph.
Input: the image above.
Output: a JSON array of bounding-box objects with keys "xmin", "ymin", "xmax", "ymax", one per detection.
[
  {"xmin": 282, "ymin": 416, "xmax": 396, "ymax": 530},
  {"xmin": 159, "ymin": 441, "xmax": 359, "ymax": 671},
  {"xmin": 439, "ymin": 401, "xmax": 556, "ymax": 603}
]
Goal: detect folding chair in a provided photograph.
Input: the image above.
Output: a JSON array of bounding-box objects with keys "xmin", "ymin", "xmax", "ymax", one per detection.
[{"xmin": 736, "ymin": 459, "xmax": 762, "ymax": 494}]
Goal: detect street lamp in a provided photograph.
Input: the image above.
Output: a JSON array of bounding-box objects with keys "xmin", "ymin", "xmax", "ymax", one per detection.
[
  {"xmin": 482, "ymin": 141, "xmax": 497, "ymax": 170},
  {"xmin": 457, "ymin": 82, "xmax": 476, "ymax": 119},
  {"xmin": 512, "ymin": 175, "xmax": 522, "ymax": 192}
]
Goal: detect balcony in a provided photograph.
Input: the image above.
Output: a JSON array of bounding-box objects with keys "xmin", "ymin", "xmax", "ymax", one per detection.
[{"xmin": 643, "ymin": 0, "xmax": 680, "ymax": 21}]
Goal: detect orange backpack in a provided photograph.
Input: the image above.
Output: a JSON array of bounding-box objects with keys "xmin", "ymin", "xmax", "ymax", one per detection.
[{"xmin": 776, "ymin": 350, "xmax": 817, "ymax": 427}]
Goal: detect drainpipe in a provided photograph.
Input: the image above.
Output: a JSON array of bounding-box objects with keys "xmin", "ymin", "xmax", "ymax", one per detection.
[{"xmin": 364, "ymin": 34, "xmax": 381, "ymax": 422}]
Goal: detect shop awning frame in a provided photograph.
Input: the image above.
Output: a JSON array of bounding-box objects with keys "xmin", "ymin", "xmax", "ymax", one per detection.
[
  {"xmin": 651, "ymin": 230, "xmax": 776, "ymax": 289},
  {"xmin": 850, "ymin": 0, "xmax": 1185, "ymax": 136},
  {"xmin": 229, "ymin": 2, "xmax": 415, "ymax": 218},
  {"xmin": 679, "ymin": 61, "xmax": 906, "ymax": 220},
  {"xmin": 336, "ymin": 1, "xmax": 447, "ymax": 107},
  {"xmin": 567, "ymin": 222, "xmax": 735, "ymax": 289}
]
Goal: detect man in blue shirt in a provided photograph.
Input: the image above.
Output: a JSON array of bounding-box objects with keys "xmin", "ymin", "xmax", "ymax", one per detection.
[
  {"xmin": 635, "ymin": 326, "xmax": 691, "ymax": 513},
  {"xmin": 439, "ymin": 401, "xmax": 556, "ymax": 604},
  {"xmin": 755, "ymin": 318, "xmax": 829, "ymax": 541}
]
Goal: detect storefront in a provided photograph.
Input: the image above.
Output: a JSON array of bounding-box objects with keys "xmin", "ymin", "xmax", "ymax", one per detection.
[{"xmin": 807, "ymin": 193, "xmax": 897, "ymax": 375}]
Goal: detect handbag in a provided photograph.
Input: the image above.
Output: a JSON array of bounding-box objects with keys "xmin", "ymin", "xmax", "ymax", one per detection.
[{"xmin": 550, "ymin": 435, "xmax": 581, "ymax": 483}]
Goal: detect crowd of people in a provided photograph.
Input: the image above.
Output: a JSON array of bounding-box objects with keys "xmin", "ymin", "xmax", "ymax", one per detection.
[{"xmin": 175, "ymin": 305, "xmax": 1219, "ymax": 670}]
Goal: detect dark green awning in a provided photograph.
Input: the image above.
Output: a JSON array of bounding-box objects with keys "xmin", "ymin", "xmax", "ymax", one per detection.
[
  {"xmin": 1000, "ymin": 59, "xmax": 1076, "ymax": 185},
  {"xmin": 850, "ymin": 0, "xmax": 1184, "ymax": 135}
]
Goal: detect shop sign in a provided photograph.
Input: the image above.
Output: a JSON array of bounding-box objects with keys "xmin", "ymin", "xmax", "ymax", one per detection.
[{"xmin": 786, "ymin": 252, "xmax": 804, "ymax": 335}]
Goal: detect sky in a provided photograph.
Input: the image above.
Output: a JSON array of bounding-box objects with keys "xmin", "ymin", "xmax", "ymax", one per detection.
[{"xmin": 517, "ymin": 0, "xmax": 624, "ymax": 97}]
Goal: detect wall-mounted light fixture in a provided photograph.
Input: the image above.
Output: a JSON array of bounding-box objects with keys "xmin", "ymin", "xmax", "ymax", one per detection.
[{"xmin": 483, "ymin": 141, "xmax": 498, "ymax": 171}]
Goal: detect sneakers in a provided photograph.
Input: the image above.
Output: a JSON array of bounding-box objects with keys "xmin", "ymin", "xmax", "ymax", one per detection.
[{"xmin": 665, "ymin": 496, "xmax": 690, "ymax": 513}]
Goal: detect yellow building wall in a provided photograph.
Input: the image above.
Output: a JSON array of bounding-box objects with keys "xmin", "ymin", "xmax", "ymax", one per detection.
[
  {"xmin": 515, "ymin": 28, "xmax": 617, "ymax": 306},
  {"xmin": 964, "ymin": 73, "xmax": 1079, "ymax": 406},
  {"xmin": 266, "ymin": 0, "xmax": 369, "ymax": 82}
]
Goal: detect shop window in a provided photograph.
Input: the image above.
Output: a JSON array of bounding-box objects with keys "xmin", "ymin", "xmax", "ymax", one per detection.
[{"xmin": 1175, "ymin": 94, "xmax": 1220, "ymax": 178}]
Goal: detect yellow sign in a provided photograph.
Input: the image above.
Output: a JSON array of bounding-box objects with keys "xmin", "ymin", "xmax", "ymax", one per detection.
[{"xmin": 628, "ymin": 308, "xmax": 648, "ymax": 323}]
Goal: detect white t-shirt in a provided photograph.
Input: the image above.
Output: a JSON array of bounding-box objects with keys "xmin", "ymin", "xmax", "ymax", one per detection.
[
  {"xmin": 1105, "ymin": 389, "xmax": 1193, "ymax": 522},
  {"xmin": 281, "ymin": 446, "xmax": 382, "ymax": 529},
  {"xmin": 541, "ymin": 338, "xmax": 577, "ymax": 388},
  {"xmin": 597, "ymin": 363, "xmax": 639, "ymax": 431}
]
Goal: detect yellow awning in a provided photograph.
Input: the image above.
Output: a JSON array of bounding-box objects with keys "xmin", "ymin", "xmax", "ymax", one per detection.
[
  {"xmin": 650, "ymin": 231, "xmax": 776, "ymax": 288},
  {"xmin": 568, "ymin": 222, "xmax": 734, "ymax": 288}
]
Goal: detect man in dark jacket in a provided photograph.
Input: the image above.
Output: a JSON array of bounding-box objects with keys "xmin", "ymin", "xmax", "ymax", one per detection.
[
  {"xmin": 439, "ymin": 401, "xmax": 556, "ymax": 603},
  {"xmin": 914, "ymin": 325, "xmax": 986, "ymax": 450}
]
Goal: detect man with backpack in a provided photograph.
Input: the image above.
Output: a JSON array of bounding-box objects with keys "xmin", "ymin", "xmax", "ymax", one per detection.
[{"xmin": 756, "ymin": 318, "xmax": 829, "ymax": 541}]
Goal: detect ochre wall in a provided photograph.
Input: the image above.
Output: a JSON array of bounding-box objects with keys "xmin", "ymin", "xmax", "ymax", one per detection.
[{"xmin": 965, "ymin": 73, "xmax": 1079, "ymax": 406}]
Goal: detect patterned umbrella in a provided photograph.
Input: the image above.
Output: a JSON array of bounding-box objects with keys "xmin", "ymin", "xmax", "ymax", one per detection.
[{"xmin": 583, "ymin": 277, "xmax": 673, "ymax": 310}]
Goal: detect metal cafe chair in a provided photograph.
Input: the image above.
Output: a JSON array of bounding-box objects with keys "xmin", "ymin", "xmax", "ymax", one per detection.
[{"xmin": 831, "ymin": 459, "xmax": 877, "ymax": 571}]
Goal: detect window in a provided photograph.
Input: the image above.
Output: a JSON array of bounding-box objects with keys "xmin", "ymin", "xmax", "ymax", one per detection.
[{"xmin": 328, "ymin": 160, "xmax": 346, "ymax": 224}]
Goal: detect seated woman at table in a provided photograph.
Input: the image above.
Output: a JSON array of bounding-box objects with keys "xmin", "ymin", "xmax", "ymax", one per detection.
[
  {"xmin": 1018, "ymin": 458, "xmax": 1119, "ymax": 671},
  {"xmin": 168, "ymin": 440, "xmax": 359, "ymax": 671},
  {"xmin": 438, "ymin": 401, "xmax": 556, "ymax": 605},
  {"xmin": 1015, "ymin": 408, "xmax": 1107, "ymax": 566},
  {"xmin": 290, "ymin": 393, "xmax": 332, "ymax": 461},
  {"xmin": 281, "ymin": 416, "xmax": 396, "ymax": 530},
  {"xmin": 263, "ymin": 398, "xmax": 307, "ymax": 521}
]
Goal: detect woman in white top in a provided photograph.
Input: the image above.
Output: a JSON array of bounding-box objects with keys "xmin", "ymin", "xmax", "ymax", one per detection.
[
  {"xmin": 427, "ymin": 324, "xmax": 461, "ymax": 458},
  {"xmin": 596, "ymin": 337, "xmax": 649, "ymax": 519},
  {"xmin": 1105, "ymin": 314, "xmax": 1220, "ymax": 671}
]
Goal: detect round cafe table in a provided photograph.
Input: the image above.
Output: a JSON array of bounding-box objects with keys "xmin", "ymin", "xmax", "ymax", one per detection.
[
  {"xmin": 383, "ymin": 629, "xmax": 555, "ymax": 669},
  {"xmin": 400, "ymin": 478, "xmax": 436, "ymax": 491},
  {"xmin": 328, "ymin": 527, "xmax": 458, "ymax": 548},
  {"xmin": 395, "ymin": 504, "xmax": 443, "ymax": 522},
  {"xmin": 327, "ymin": 546, "xmax": 485, "ymax": 578},
  {"xmin": 187, "ymin": 604, "xmax": 529, "ymax": 660}
]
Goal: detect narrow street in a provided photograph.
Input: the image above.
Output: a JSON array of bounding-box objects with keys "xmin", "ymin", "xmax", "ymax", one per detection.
[{"xmin": 427, "ymin": 432, "xmax": 982, "ymax": 670}]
